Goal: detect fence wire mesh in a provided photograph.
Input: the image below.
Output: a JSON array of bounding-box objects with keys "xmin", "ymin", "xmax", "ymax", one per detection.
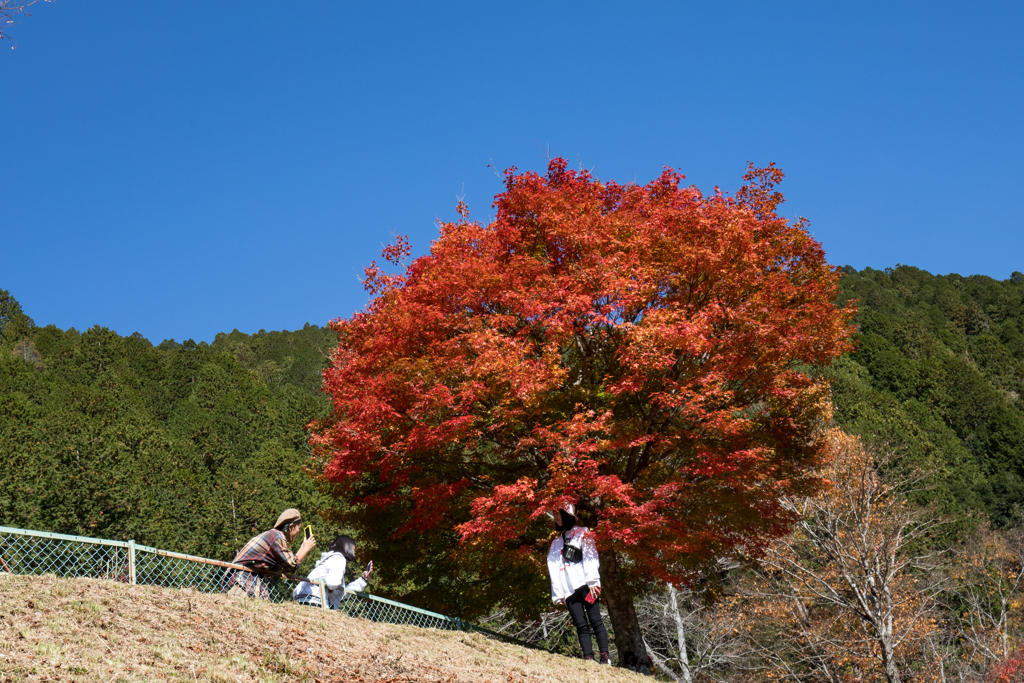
[
  {"xmin": 134, "ymin": 548, "xmax": 222, "ymax": 593},
  {"xmin": 337, "ymin": 592, "xmax": 459, "ymax": 630},
  {"xmin": 0, "ymin": 526, "xmax": 531, "ymax": 649},
  {"xmin": 0, "ymin": 528, "xmax": 131, "ymax": 581}
]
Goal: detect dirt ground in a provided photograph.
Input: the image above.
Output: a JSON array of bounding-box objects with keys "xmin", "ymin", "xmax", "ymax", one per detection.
[{"xmin": 0, "ymin": 574, "xmax": 643, "ymax": 682}]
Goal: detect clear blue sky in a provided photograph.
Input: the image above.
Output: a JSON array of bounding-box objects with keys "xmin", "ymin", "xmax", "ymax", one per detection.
[{"xmin": 3, "ymin": 2, "xmax": 1022, "ymax": 344}]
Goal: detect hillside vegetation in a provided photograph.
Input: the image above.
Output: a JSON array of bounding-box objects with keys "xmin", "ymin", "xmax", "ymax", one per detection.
[
  {"xmin": 826, "ymin": 266, "xmax": 1024, "ymax": 528},
  {"xmin": 0, "ymin": 291, "xmax": 339, "ymax": 568},
  {"xmin": 0, "ymin": 573, "xmax": 636, "ymax": 682}
]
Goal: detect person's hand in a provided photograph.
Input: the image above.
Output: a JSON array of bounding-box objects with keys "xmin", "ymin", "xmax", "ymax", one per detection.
[
  {"xmin": 588, "ymin": 585, "xmax": 601, "ymax": 601},
  {"xmin": 299, "ymin": 534, "xmax": 316, "ymax": 555},
  {"xmin": 362, "ymin": 560, "xmax": 374, "ymax": 581}
]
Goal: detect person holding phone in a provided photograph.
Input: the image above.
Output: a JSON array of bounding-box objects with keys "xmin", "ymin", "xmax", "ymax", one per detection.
[
  {"xmin": 292, "ymin": 534, "xmax": 375, "ymax": 609},
  {"xmin": 225, "ymin": 508, "xmax": 317, "ymax": 599},
  {"xmin": 547, "ymin": 502, "xmax": 610, "ymax": 665}
]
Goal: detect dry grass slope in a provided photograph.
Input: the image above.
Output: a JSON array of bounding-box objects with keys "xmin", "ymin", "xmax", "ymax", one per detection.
[{"xmin": 0, "ymin": 574, "xmax": 642, "ymax": 683}]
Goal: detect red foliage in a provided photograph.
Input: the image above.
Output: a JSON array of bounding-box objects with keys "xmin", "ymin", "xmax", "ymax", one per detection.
[
  {"xmin": 311, "ymin": 158, "xmax": 856, "ymax": 591},
  {"xmin": 988, "ymin": 646, "xmax": 1024, "ymax": 683}
]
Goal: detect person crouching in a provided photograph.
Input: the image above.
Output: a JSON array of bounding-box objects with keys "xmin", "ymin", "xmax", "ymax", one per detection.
[
  {"xmin": 293, "ymin": 535, "xmax": 374, "ymax": 609},
  {"xmin": 547, "ymin": 502, "xmax": 610, "ymax": 665}
]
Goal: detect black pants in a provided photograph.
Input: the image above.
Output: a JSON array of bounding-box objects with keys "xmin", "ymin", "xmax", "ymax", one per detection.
[{"xmin": 565, "ymin": 585, "xmax": 609, "ymax": 658}]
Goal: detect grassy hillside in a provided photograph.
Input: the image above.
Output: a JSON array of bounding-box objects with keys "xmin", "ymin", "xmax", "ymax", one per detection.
[{"xmin": 0, "ymin": 573, "xmax": 638, "ymax": 683}]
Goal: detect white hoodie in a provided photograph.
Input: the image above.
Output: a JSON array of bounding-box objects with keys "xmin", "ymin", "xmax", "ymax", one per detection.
[
  {"xmin": 292, "ymin": 551, "xmax": 368, "ymax": 610},
  {"xmin": 547, "ymin": 525, "xmax": 601, "ymax": 604}
]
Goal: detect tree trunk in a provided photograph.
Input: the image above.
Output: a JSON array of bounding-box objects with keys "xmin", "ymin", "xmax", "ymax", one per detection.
[
  {"xmin": 667, "ymin": 584, "xmax": 693, "ymax": 683},
  {"xmin": 879, "ymin": 633, "xmax": 902, "ymax": 683},
  {"xmin": 599, "ymin": 547, "xmax": 647, "ymax": 670}
]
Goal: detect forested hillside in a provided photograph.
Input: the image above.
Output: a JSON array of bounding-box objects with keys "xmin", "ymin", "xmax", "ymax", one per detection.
[
  {"xmin": 2, "ymin": 266, "xmax": 1024, "ymax": 571},
  {"xmin": 0, "ymin": 288, "xmax": 340, "ymax": 566},
  {"xmin": 826, "ymin": 266, "xmax": 1024, "ymax": 527}
]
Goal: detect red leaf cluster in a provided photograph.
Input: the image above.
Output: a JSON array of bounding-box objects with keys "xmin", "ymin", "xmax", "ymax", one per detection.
[
  {"xmin": 988, "ymin": 645, "xmax": 1024, "ymax": 683},
  {"xmin": 311, "ymin": 158, "xmax": 856, "ymax": 587}
]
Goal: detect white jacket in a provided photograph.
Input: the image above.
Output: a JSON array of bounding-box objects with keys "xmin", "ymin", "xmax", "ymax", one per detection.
[
  {"xmin": 292, "ymin": 551, "xmax": 368, "ymax": 610},
  {"xmin": 547, "ymin": 525, "xmax": 601, "ymax": 604}
]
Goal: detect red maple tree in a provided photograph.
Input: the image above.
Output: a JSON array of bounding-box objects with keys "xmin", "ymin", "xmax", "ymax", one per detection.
[{"xmin": 311, "ymin": 158, "xmax": 856, "ymax": 661}]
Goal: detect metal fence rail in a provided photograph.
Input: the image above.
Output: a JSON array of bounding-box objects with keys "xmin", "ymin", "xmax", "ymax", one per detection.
[{"xmin": 0, "ymin": 526, "xmax": 531, "ymax": 648}]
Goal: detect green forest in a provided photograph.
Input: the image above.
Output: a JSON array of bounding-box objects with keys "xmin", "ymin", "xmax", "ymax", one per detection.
[
  {"xmin": 0, "ymin": 291, "xmax": 341, "ymax": 571},
  {"xmin": 825, "ymin": 266, "xmax": 1024, "ymax": 530},
  {"xmin": 3, "ymin": 264, "xmax": 1024, "ymax": 579}
]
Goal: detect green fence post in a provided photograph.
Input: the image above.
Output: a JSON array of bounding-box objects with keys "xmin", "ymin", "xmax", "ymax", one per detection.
[
  {"xmin": 128, "ymin": 540, "xmax": 136, "ymax": 585},
  {"xmin": 319, "ymin": 579, "xmax": 327, "ymax": 610}
]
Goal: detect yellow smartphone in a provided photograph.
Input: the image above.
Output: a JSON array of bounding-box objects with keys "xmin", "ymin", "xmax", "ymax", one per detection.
[{"xmin": 303, "ymin": 524, "xmax": 313, "ymax": 541}]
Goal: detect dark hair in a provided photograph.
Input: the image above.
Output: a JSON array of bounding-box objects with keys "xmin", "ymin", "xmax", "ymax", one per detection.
[
  {"xmin": 554, "ymin": 508, "xmax": 577, "ymax": 532},
  {"xmin": 329, "ymin": 535, "xmax": 357, "ymax": 562}
]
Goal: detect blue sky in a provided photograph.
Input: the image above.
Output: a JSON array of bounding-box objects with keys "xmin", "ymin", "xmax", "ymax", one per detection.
[{"xmin": 3, "ymin": 1, "xmax": 1022, "ymax": 344}]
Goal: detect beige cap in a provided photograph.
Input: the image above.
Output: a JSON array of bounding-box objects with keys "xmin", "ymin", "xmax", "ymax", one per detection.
[{"xmin": 275, "ymin": 508, "xmax": 301, "ymax": 529}]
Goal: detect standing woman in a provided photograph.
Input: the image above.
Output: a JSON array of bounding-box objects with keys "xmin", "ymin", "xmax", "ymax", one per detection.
[
  {"xmin": 293, "ymin": 535, "xmax": 375, "ymax": 609},
  {"xmin": 547, "ymin": 502, "xmax": 610, "ymax": 665}
]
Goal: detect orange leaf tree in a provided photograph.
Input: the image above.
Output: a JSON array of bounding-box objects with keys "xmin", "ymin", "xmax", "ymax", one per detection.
[{"xmin": 311, "ymin": 158, "xmax": 855, "ymax": 662}]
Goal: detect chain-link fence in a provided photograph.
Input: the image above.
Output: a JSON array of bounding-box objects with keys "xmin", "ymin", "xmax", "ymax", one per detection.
[
  {"xmin": 0, "ymin": 526, "xmax": 131, "ymax": 581},
  {"xmin": 0, "ymin": 525, "xmax": 531, "ymax": 647}
]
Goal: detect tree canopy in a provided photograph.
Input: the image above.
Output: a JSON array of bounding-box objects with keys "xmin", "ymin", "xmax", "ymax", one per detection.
[{"xmin": 310, "ymin": 159, "xmax": 856, "ymax": 655}]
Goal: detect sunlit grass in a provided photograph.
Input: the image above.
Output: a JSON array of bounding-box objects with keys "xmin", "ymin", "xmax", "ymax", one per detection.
[{"xmin": 0, "ymin": 573, "xmax": 639, "ymax": 682}]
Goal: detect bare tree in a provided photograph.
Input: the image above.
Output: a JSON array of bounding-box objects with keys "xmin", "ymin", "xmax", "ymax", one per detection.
[
  {"xmin": 475, "ymin": 606, "xmax": 587, "ymax": 657},
  {"xmin": 1, "ymin": 0, "xmax": 51, "ymax": 47},
  {"xmin": 745, "ymin": 431, "xmax": 947, "ymax": 683},
  {"xmin": 637, "ymin": 581, "xmax": 750, "ymax": 683},
  {"xmin": 942, "ymin": 525, "xmax": 1024, "ymax": 678}
]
